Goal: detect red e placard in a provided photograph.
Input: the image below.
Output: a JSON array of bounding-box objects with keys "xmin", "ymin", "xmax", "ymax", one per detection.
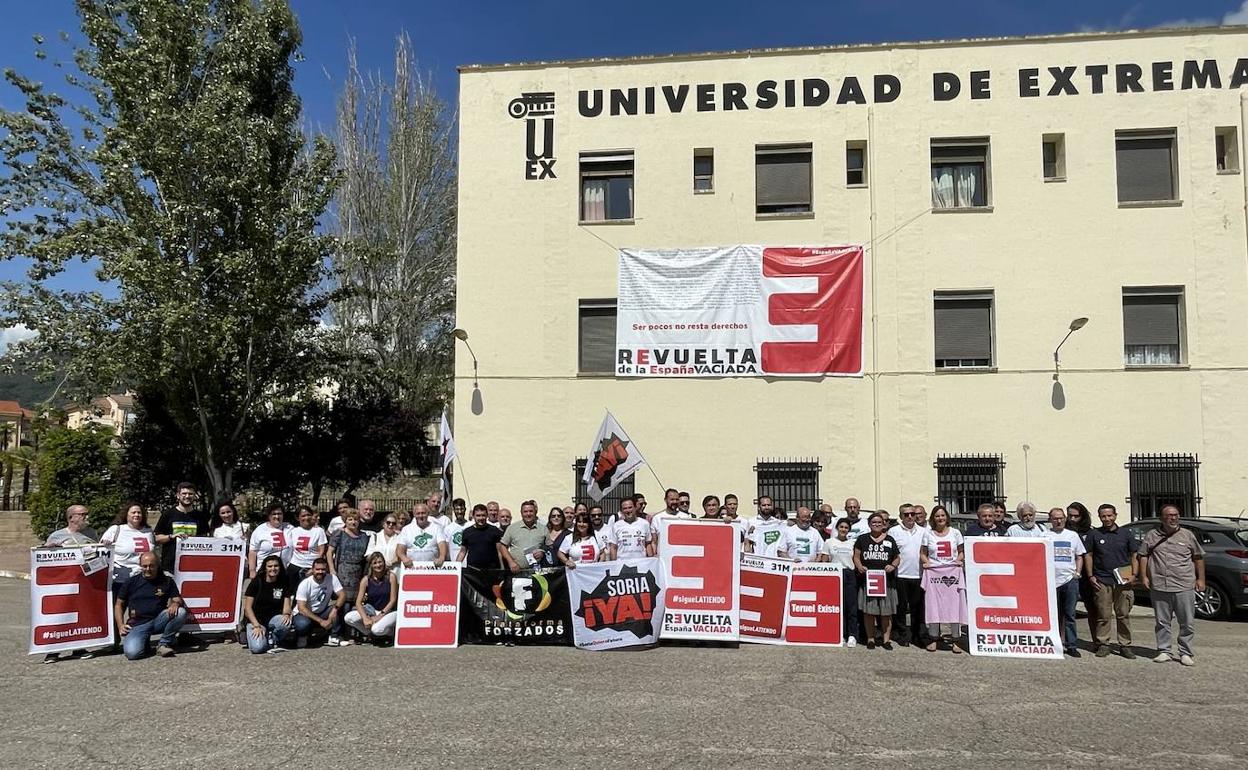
[
  {"xmin": 395, "ymin": 563, "xmax": 461, "ymax": 648},
  {"xmin": 29, "ymin": 548, "xmax": 114, "ymax": 655},
  {"xmin": 738, "ymin": 555, "xmax": 791, "ymax": 644},
  {"xmin": 965, "ymin": 538, "xmax": 1062, "ymax": 659},
  {"xmin": 657, "ymin": 519, "xmax": 740, "ymax": 641},
  {"xmin": 865, "ymin": 569, "xmax": 887, "ymax": 597},
  {"xmin": 175, "ymin": 538, "xmax": 247, "ymax": 632},
  {"xmin": 760, "ymin": 246, "xmax": 864, "ymax": 375},
  {"xmin": 785, "ymin": 563, "xmax": 843, "ymax": 646}
]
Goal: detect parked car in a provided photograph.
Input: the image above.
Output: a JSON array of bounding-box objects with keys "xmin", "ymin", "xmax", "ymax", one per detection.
[{"xmin": 1120, "ymin": 517, "xmax": 1248, "ymax": 620}]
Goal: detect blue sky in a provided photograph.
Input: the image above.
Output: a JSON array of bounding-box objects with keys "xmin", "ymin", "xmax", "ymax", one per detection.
[{"xmin": 2, "ymin": 0, "xmax": 1247, "ymax": 348}]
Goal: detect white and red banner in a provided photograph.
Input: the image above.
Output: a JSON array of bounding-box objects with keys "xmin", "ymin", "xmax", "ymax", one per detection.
[
  {"xmin": 567, "ymin": 557, "xmax": 666, "ymax": 650},
  {"xmin": 582, "ymin": 412, "xmax": 648, "ymax": 502},
  {"xmin": 174, "ymin": 538, "xmax": 246, "ymax": 632},
  {"xmin": 29, "ymin": 546, "xmax": 114, "ymax": 655},
  {"xmin": 785, "ymin": 562, "xmax": 844, "ymax": 646},
  {"xmin": 656, "ymin": 518, "xmax": 740, "ymax": 641},
  {"xmin": 965, "ymin": 538, "xmax": 1062, "ymax": 659},
  {"xmin": 616, "ymin": 245, "xmax": 864, "ymax": 377},
  {"xmin": 395, "ymin": 562, "xmax": 462, "ymax": 648},
  {"xmin": 739, "ymin": 554, "xmax": 792, "ymax": 644}
]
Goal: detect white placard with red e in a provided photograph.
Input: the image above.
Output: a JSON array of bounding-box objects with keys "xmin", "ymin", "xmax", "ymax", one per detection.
[
  {"xmin": 785, "ymin": 562, "xmax": 843, "ymax": 646},
  {"xmin": 738, "ymin": 554, "xmax": 791, "ymax": 644},
  {"xmin": 656, "ymin": 518, "xmax": 740, "ymax": 641},
  {"xmin": 175, "ymin": 538, "xmax": 247, "ymax": 632},
  {"xmin": 29, "ymin": 546, "xmax": 115, "ymax": 654},
  {"xmin": 865, "ymin": 569, "xmax": 888, "ymax": 598},
  {"xmin": 965, "ymin": 538, "xmax": 1062, "ymax": 659},
  {"xmin": 395, "ymin": 562, "xmax": 462, "ymax": 648}
]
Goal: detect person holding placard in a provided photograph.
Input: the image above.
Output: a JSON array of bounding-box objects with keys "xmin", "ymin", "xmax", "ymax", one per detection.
[
  {"xmin": 784, "ymin": 507, "xmax": 824, "ymax": 563},
  {"xmin": 607, "ymin": 496, "xmax": 653, "ymax": 560},
  {"xmin": 396, "ymin": 504, "xmax": 450, "ymax": 568},
  {"xmin": 853, "ymin": 512, "xmax": 900, "ymax": 650},
  {"xmin": 1045, "ymin": 507, "xmax": 1087, "ymax": 657},
  {"xmin": 919, "ymin": 506, "xmax": 966, "ymax": 654},
  {"xmin": 45, "ymin": 504, "xmax": 99, "ymax": 547},
  {"xmin": 1088, "ymin": 503, "xmax": 1140, "ymax": 659},
  {"xmin": 558, "ymin": 514, "xmax": 607, "ymax": 568},
  {"xmin": 101, "ymin": 502, "xmax": 154, "ymax": 586},
  {"xmin": 745, "ymin": 495, "xmax": 786, "ymax": 557}
]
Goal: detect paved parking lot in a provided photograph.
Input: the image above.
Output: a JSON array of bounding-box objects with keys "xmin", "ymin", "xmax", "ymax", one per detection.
[{"xmin": 2, "ymin": 578, "xmax": 1246, "ymax": 769}]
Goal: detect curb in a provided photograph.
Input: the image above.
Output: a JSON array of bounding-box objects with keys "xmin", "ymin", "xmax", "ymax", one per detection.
[{"xmin": 0, "ymin": 570, "xmax": 31, "ymax": 581}]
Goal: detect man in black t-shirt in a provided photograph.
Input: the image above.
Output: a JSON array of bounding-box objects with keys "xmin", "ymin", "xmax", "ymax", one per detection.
[
  {"xmin": 458, "ymin": 504, "xmax": 504, "ymax": 569},
  {"xmin": 153, "ymin": 481, "xmax": 208, "ymax": 572},
  {"xmin": 115, "ymin": 552, "xmax": 188, "ymax": 659}
]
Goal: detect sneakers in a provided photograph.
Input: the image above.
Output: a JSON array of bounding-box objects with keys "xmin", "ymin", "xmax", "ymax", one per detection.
[
  {"xmin": 325, "ymin": 636, "xmax": 340, "ymax": 647},
  {"xmin": 1152, "ymin": 652, "xmax": 1173, "ymax": 663},
  {"xmin": 1095, "ymin": 645, "xmax": 1111, "ymax": 657},
  {"xmin": 296, "ymin": 636, "xmax": 309, "ymax": 650},
  {"xmin": 156, "ymin": 645, "xmax": 175, "ymax": 658},
  {"xmin": 846, "ymin": 636, "xmax": 857, "ymax": 648},
  {"xmin": 266, "ymin": 647, "xmax": 285, "ymax": 655},
  {"xmin": 41, "ymin": 653, "xmax": 57, "ymax": 664},
  {"xmin": 1180, "ymin": 654, "xmax": 1195, "ymax": 667},
  {"xmin": 1120, "ymin": 646, "xmax": 1137, "ymax": 660}
]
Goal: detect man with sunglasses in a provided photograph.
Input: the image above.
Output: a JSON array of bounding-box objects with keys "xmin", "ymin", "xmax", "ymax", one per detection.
[{"xmin": 888, "ymin": 503, "xmax": 927, "ymax": 647}]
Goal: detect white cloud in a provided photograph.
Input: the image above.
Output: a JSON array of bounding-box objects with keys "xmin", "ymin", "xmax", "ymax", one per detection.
[
  {"xmin": 1226, "ymin": 1, "xmax": 1248, "ymax": 23},
  {"xmin": 0, "ymin": 325, "xmax": 37, "ymax": 354},
  {"xmin": 1157, "ymin": 1, "xmax": 1248, "ymax": 28}
]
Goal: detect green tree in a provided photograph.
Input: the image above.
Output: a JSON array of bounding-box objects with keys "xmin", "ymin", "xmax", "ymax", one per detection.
[
  {"xmin": 27, "ymin": 425, "xmax": 121, "ymax": 539},
  {"xmin": 0, "ymin": 0, "xmax": 337, "ymax": 504}
]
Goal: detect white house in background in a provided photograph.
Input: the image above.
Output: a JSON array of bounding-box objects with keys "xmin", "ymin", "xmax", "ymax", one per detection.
[{"xmin": 66, "ymin": 393, "xmax": 136, "ymax": 437}]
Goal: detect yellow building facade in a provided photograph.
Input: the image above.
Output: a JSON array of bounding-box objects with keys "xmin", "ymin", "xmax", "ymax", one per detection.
[{"xmin": 454, "ymin": 27, "xmax": 1248, "ymax": 518}]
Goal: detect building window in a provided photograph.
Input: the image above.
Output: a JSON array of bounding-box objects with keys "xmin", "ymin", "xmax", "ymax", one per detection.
[
  {"xmin": 693, "ymin": 148, "xmax": 714, "ymax": 192},
  {"xmin": 846, "ymin": 141, "xmax": 867, "ymax": 186},
  {"xmin": 1122, "ymin": 287, "xmax": 1183, "ymax": 366},
  {"xmin": 1042, "ymin": 133, "xmax": 1065, "ymax": 181},
  {"xmin": 1215, "ymin": 126, "xmax": 1239, "ymax": 173},
  {"xmin": 1126, "ymin": 453, "xmax": 1200, "ymax": 520},
  {"xmin": 755, "ymin": 143, "xmax": 812, "ymax": 215},
  {"xmin": 578, "ymin": 299, "xmax": 616, "ymax": 374},
  {"xmin": 931, "ymin": 138, "xmax": 990, "ymax": 208},
  {"xmin": 935, "ymin": 454, "xmax": 1005, "ymax": 516},
  {"xmin": 933, "ymin": 292, "xmax": 994, "ymax": 369},
  {"xmin": 573, "ymin": 457, "xmax": 635, "ymax": 515},
  {"xmin": 580, "ymin": 151, "xmax": 634, "ymax": 222},
  {"xmin": 755, "ymin": 457, "xmax": 820, "ymax": 515},
  {"xmin": 1115, "ymin": 129, "xmax": 1177, "ymax": 203}
]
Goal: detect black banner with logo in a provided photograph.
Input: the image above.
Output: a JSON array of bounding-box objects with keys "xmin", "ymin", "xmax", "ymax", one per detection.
[{"xmin": 460, "ymin": 567, "xmax": 572, "ymax": 645}]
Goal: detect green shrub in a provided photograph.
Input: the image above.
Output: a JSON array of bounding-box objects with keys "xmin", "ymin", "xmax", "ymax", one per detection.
[{"xmin": 27, "ymin": 426, "xmax": 122, "ymax": 540}]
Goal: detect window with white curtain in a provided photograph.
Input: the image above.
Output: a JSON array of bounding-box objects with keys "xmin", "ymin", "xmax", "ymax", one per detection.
[
  {"xmin": 931, "ymin": 139, "xmax": 990, "ymax": 209},
  {"xmin": 1122, "ymin": 287, "xmax": 1184, "ymax": 366},
  {"xmin": 580, "ymin": 151, "xmax": 634, "ymax": 222}
]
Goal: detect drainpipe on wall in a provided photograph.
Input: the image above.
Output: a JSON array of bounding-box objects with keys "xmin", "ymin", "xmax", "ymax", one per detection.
[
  {"xmin": 1241, "ymin": 93, "xmax": 1248, "ymax": 278},
  {"xmin": 868, "ymin": 105, "xmax": 882, "ymax": 507}
]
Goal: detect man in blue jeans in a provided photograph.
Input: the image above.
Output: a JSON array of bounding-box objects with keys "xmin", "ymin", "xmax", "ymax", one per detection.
[
  {"xmin": 293, "ymin": 558, "xmax": 349, "ymax": 648},
  {"xmin": 114, "ymin": 552, "xmax": 188, "ymax": 659},
  {"xmin": 1046, "ymin": 508, "xmax": 1088, "ymax": 657}
]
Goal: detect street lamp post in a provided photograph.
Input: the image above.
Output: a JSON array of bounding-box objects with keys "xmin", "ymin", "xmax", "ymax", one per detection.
[
  {"xmin": 1053, "ymin": 317, "xmax": 1089, "ymax": 380},
  {"xmin": 452, "ymin": 329, "xmax": 484, "ymax": 415}
]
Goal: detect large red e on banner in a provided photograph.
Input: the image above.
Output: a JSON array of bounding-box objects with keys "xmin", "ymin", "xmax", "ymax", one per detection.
[
  {"xmin": 175, "ymin": 538, "xmax": 246, "ymax": 632},
  {"xmin": 657, "ymin": 519, "xmax": 740, "ymax": 641},
  {"xmin": 739, "ymin": 554, "xmax": 790, "ymax": 644},
  {"xmin": 29, "ymin": 547, "xmax": 114, "ymax": 655},
  {"xmin": 395, "ymin": 563, "xmax": 461, "ymax": 648},
  {"xmin": 785, "ymin": 563, "xmax": 843, "ymax": 646},
  {"xmin": 760, "ymin": 246, "xmax": 864, "ymax": 375},
  {"xmin": 965, "ymin": 538, "xmax": 1062, "ymax": 659}
]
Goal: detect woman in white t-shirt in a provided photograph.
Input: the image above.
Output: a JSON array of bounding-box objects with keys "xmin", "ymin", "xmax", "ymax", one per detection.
[
  {"xmin": 248, "ymin": 504, "xmax": 293, "ymax": 579},
  {"xmin": 211, "ymin": 501, "xmax": 251, "ymax": 541},
  {"xmin": 101, "ymin": 502, "xmax": 154, "ymax": 586},
  {"xmin": 557, "ymin": 514, "xmax": 606, "ymax": 568},
  {"xmin": 919, "ymin": 506, "xmax": 966, "ymax": 653},
  {"xmin": 820, "ymin": 518, "xmax": 860, "ymax": 647},
  {"xmin": 285, "ymin": 505, "xmax": 328, "ymax": 586}
]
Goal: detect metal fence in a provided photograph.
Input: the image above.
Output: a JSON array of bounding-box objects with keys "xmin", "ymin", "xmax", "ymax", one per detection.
[
  {"xmin": 754, "ymin": 457, "xmax": 821, "ymax": 515},
  {"xmin": 1126, "ymin": 453, "xmax": 1200, "ymax": 519},
  {"xmin": 934, "ymin": 454, "xmax": 1006, "ymax": 516},
  {"xmin": 572, "ymin": 458, "xmax": 635, "ymax": 516}
]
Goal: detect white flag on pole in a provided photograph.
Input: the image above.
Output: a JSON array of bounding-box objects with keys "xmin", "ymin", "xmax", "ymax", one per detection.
[
  {"xmin": 582, "ymin": 413, "xmax": 647, "ymax": 502},
  {"xmin": 439, "ymin": 410, "xmax": 457, "ymax": 509}
]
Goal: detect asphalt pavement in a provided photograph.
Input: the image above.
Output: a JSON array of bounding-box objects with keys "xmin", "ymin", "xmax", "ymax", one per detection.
[{"xmin": 2, "ymin": 578, "xmax": 1246, "ymax": 769}]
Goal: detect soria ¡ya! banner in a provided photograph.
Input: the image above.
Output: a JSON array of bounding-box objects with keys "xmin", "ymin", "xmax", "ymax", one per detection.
[{"xmin": 567, "ymin": 557, "xmax": 665, "ymax": 650}]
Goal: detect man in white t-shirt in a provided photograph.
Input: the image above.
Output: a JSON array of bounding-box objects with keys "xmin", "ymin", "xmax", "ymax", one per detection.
[
  {"xmin": 1007, "ymin": 501, "xmax": 1048, "ymax": 538},
  {"xmin": 396, "ymin": 504, "xmax": 449, "ymax": 567},
  {"xmin": 294, "ymin": 558, "xmax": 349, "ymax": 647},
  {"xmin": 650, "ymin": 488, "xmax": 692, "ymax": 552},
  {"xmin": 746, "ymin": 495, "xmax": 787, "ymax": 558},
  {"xmin": 442, "ymin": 499, "xmax": 470, "ymax": 560},
  {"xmin": 486, "ymin": 501, "xmax": 502, "ymax": 529},
  {"xmin": 1046, "ymin": 507, "xmax": 1087, "ymax": 657},
  {"xmin": 783, "ymin": 507, "xmax": 824, "ymax": 562},
  {"xmin": 888, "ymin": 503, "xmax": 927, "ymax": 647},
  {"xmin": 607, "ymin": 497, "xmax": 653, "ymax": 560}
]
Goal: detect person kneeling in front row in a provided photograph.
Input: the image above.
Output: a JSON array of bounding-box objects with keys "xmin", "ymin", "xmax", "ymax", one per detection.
[
  {"xmin": 294, "ymin": 557, "xmax": 350, "ymax": 648},
  {"xmin": 115, "ymin": 552, "xmax": 188, "ymax": 660},
  {"xmin": 344, "ymin": 552, "xmax": 398, "ymax": 643},
  {"xmin": 244, "ymin": 554, "xmax": 293, "ymax": 654}
]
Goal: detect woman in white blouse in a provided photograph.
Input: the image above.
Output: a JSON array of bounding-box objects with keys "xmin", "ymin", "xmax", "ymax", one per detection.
[{"xmin": 100, "ymin": 502, "xmax": 154, "ymax": 586}]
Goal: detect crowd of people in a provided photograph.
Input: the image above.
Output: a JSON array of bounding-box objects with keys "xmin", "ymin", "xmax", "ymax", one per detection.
[{"xmin": 38, "ymin": 482, "xmax": 1206, "ymax": 667}]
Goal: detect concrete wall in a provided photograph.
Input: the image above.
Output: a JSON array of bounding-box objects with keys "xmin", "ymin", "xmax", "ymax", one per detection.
[{"xmin": 454, "ymin": 28, "xmax": 1248, "ymax": 513}]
